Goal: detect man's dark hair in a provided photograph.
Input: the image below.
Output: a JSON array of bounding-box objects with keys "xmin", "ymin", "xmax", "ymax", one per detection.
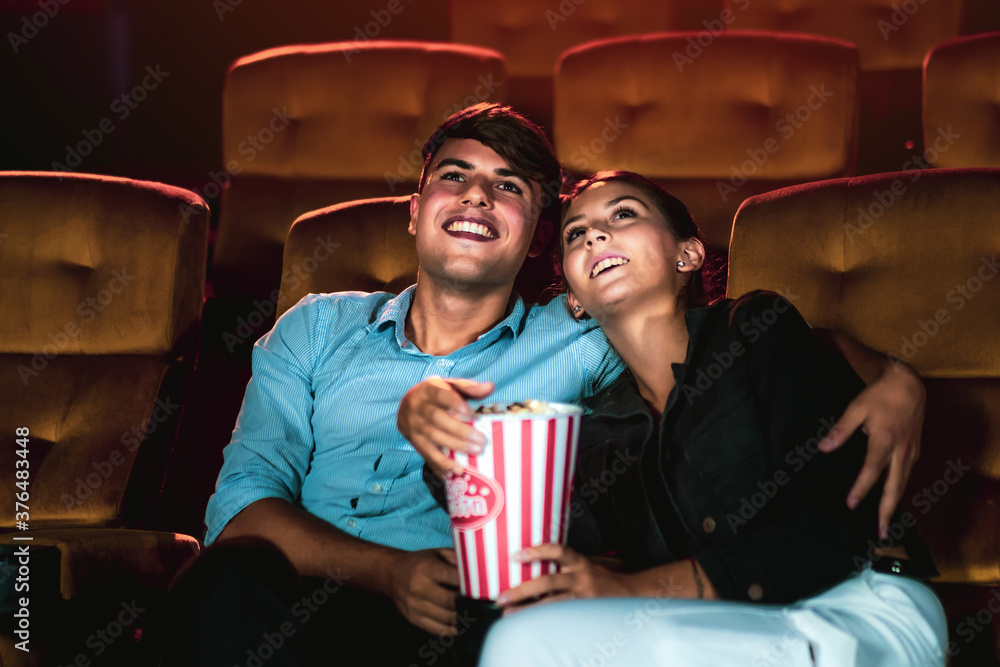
[{"xmin": 418, "ymin": 103, "xmax": 562, "ymax": 224}]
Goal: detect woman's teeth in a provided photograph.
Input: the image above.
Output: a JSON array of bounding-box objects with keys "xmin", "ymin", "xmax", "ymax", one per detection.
[{"xmin": 591, "ymin": 257, "xmax": 629, "ymax": 278}]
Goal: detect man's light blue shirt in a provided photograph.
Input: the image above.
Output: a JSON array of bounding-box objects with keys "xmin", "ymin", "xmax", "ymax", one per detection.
[{"xmin": 204, "ymin": 286, "xmax": 623, "ymax": 548}]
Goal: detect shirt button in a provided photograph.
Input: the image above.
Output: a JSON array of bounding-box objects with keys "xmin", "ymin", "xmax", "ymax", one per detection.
[
  {"xmin": 436, "ymin": 359, "xmax": 451, "ymax": 369},
  {"xmin": 346, "ymin": 518, "xmax": 357, "ymax": 529},
  {"xmin": 371, "ymin": 483, "xmax": 383, "ymax": 493},
  {"xmin": 747, "ymin": 583, "xmax": 764, "ymax": 601},
  {"xmin": 702, "ymin": 517, "xmax": 716, "ymax": 534}
]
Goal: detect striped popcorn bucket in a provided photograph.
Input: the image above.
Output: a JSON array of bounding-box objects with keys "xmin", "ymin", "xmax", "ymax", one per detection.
[{"xmin": 444, "ymin": 402, "xmax": 582, "ymax": 601}]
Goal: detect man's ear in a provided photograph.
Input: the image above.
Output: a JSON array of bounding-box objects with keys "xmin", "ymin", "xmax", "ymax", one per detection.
[
  {"xmin": 679, "ymin": 237, "xmax": 706, "ymax": 271},
  {"xmin": 528, "ymin": 217, "xmax": 553, "ymax": 258},
  {"xmin": 408, "ymin": 193, "xmax": 420, "ymax": 236}
]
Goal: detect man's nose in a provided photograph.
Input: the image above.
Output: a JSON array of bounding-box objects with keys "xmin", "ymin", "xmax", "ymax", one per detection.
[{"xmin": 461, "ymin": 179, "xmax": 492, "ymax": 207}]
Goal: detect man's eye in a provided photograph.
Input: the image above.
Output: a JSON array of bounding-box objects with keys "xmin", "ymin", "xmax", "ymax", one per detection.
[
  {"xmin": 499, "ymin": 181, "xmax": 522, "ymax": 194},
  {"xmin": 441, "ymin": 171, "xmax": 464, "ymax": 182}
]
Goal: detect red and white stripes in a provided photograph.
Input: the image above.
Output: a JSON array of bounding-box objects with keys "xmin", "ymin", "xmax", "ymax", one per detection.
[{"xmin": 446, "ymin": 408, "xmax": 580, "ymax": 601}]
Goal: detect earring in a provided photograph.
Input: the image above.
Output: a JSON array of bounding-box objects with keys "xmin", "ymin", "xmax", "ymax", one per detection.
[
  {"xmin": 677, "ymin": 261, "xmax": 686, "ymax": 268},
  {"xmin": 573, "ymin": 305, "xmax": 582, "ymax": 314}
]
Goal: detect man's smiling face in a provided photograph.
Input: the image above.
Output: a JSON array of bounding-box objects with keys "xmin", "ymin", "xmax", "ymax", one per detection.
[{"xmin": 409, "ymin": 138, "xmax": 546, "ymax": 291}]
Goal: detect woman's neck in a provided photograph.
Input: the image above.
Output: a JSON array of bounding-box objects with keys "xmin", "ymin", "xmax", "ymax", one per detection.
[{"xmin": 597, "ymin": 298, "xmax": 690, "ymax": 413}]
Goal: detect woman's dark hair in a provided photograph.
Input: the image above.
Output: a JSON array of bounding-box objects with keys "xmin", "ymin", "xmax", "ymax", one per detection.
[
  {"xmin": 418, "ymin": 102, "xmax": 562, "ymax": 225},
  {"xmin": 554, "ymin": 170, "xmax": 720, "ymax": 309}
]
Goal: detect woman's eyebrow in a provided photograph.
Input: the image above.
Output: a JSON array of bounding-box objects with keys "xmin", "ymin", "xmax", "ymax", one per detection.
[{"xmin": 562, "ymin": 195, "xmax": 646, "ymax": 229}]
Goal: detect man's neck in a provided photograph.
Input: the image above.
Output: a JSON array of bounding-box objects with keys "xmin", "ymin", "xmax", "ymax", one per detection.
[{"xmin": 405, "ymin": 278, "xmax": 516, "ymax": 356}]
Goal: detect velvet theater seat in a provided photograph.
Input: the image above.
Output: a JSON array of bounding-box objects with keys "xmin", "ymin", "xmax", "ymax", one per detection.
[
  {"xmin": 0, "ymin": 172, "xmax": 208, "ymax": 666},
  {"xmin": 212, "ymin": 41, "xmax": 507, "ymax": 302},
  {"xmin": 277, "ymin": 196, "xmax": 557, "ymax": 317},
  {"xmin": 725, "ymin": 0, "xmax": 965, "ymax": 174},
  {"xmin": 923, "ymin": 31, "xmax": 1000, "ymax": 168},
  {"xmin": 450, "ymin": 0, "xmax": 673, "ymax": 131},
  {"xmin": 554, "ymin": 31, "xmax": 859, "ymax": 263},
  {"xmin": 727, "ymin": 167, "xmax": 1000, "ymax": 663}
]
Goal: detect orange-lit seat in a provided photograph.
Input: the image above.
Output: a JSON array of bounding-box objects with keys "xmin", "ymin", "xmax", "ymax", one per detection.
[
  {"xmin": 728, "ymin": 167, "xmax": 1000, "ymax": 664},
  {"xmin": 277, "ymin": 196, "xmax": 557, "ymax": 317},
  {"xmin": 0, "ymin": 172, "xmax": 208, "ymax": 666},
  {"xmin": 724, "ymin": 0, "xmax": 964, "ymax": 174},
  {"xmin": 923, "ymin": 31, "xmax": 1000, "ymax": 168},
  {"xmin": 213, "ymin": 41, "xmax": 506, "ymax": 301},
  {"xmin": 554, "ymin": 31, "xmax": 859, "ymax": 263},
  {"xmin": 450, "ymin": 0, "xmax": 673, "ymax": 132}
]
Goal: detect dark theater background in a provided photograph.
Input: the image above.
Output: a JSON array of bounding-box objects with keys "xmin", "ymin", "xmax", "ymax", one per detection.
[{"xmin": 1, "ymin": 0, "xmax": 999, "ymax": 665}]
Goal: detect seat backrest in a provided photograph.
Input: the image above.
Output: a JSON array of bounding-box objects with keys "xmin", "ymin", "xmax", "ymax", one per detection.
[
  {"xmin": 213, "ymin": 41, "xmax": 506, "ymax": 300},
  {"xmin": 923, "ymin": 31, "xmax": 1000, "ymax": 169},
  {"xmin": 728, "ymin": 168, "xmax": 1000, "ymax": 583},
  {"xmin": 277, "ymin": 196, "xmax": 557, "ymax": 317},
  {"xmin": 451, "ymin": 0, "xmax": 672, "ymax": 79},
  {"xmin": 724, "ymin": 0, "xmax": 964, "ymax": 70},
  {"xmin": 554, "ymin": 31, "xmax": 859, "ymax": 254},
  {"xmin": 0, "ymin": 172, "xmax": 209, "ymax": 530}
]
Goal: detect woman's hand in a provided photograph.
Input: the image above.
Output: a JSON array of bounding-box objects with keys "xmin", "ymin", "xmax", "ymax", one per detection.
[
  {"xmin": 495, "ymin": 544, "xmax": 634, "ymax": 609},
  {"xmin": 397, "ymin": 377, "xmax": 493, "ymax": 476},
  {"xmin": 820, "ymin": 361, "xmax": 925, "ymax": 538}
]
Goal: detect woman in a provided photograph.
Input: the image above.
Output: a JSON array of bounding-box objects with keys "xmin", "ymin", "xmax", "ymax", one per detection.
[{"xmin": 473, "ymin": 171, "xmax": 947, "ymax": 666}]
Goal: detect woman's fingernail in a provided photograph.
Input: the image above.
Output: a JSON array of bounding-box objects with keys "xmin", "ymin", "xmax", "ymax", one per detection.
[
  {"xmin": 847, "ymin": 495, "xmax": 859, "ymax": 510},
  {"xmin": 496, "ymin": 594, "xmax": 508, "ymax": 605},
  {"xmin": 879, "ymin": 524, "xmax": 889, "ymax": 540}
]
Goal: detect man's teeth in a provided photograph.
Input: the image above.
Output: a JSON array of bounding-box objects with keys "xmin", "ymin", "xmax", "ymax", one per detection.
[
  {"xmin": 446, "ymin": 221, "xmax": 496, "ymax": 238},
  {"xmin": 591, "ymin": 257, "xmax": 629, "ymax": 278}
]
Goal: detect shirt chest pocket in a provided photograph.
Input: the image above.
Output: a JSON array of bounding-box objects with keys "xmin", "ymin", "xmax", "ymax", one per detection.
[{"xmin": 678, "ymin": 396, "xmax": 769, "ymax": 512}]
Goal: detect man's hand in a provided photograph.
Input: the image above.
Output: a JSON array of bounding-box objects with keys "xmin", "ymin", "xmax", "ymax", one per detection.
[
  {"xmin": 397, "ymin": 377, "xmax": 494, "ymax": 476},
  {"xmin": 387, "ymin": 548, "xmax": 460, "ymax": 636},
  {"xmin": 820, "ymin": 361, "xmax": 925, "ymax": 538}
]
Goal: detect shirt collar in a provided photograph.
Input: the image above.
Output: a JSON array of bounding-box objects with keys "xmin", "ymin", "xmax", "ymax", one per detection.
[
  {"xmin": 582, "ymin": 300, "xmax": 728, "ymax": 419},
  {"xmin": 373, "ymin": 284, "xmax": 529, "ymax": 346}
]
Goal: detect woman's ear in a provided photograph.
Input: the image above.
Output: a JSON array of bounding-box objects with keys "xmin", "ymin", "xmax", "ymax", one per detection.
[{"xmin": 678, "ymin": 238, "xmax": 706, "ymax": 272}]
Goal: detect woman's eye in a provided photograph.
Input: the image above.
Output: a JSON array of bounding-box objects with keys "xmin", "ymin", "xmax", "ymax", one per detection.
[
  {"xmin": 611, "ymin": 206, "xmax": 637, "ymax": 220},
  {"xmin": 499, "ymin": 181, "xmax": 522, "ymax": 194},
  {"xmin": 563, "ymin": 226, "xmax": 584, "ymax": 243}
]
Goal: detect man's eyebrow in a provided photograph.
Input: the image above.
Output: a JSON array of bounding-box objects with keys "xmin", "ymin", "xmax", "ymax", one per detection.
[
  {"xmin": 433, "ymin": 158, "xmax": 473, "ymax": 172},
  {"xmin": 562, "ymin": 195, "xmax": 647, "ymax": 229},
  {"xmin": 495, "ymin": 167, "xmax": 530, "ymax": 185}
]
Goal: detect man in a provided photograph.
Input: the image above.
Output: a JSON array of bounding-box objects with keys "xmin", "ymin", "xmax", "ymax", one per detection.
[{"xmin": 164, "ymin": 103, "xmax": 924, "ymax": 666}]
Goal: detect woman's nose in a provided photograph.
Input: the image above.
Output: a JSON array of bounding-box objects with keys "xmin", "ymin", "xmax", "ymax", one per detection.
[{"xmin": 586, "ymin": 228, "xmax": 608, "ymax": 245}]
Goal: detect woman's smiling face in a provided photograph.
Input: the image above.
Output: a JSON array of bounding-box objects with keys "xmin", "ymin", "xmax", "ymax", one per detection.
[{"xmin": 560, "ymin": 180, "xmax": 691, "ymax": 319}]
